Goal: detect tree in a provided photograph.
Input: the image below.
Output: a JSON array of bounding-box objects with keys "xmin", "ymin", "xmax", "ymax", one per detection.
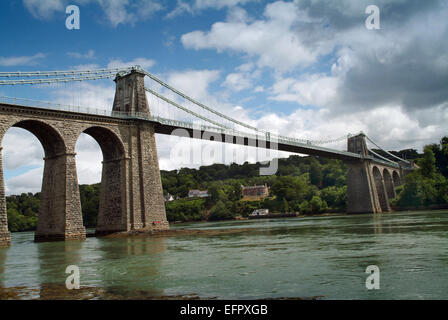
[
  {"xmin": 282, "ymin": 198, "xmax": 289, "ymax": 213},
  {"xmin": 209, "ymin": 201, "xmax": 233, "ymax": 221},
  {"xmin": 310, "ymin": 161, "xmax": 322, "ymax": 187},
  {"xmin": 310, "ymin": 196, "xmax": 324, "ymax": 213},
  {"xmin": 419, "ymin": 146, "xmax": 436, "ymax": 179}
]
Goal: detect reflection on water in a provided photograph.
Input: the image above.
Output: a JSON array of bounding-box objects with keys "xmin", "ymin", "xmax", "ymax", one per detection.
[{"xmin": 0, "ymin": 210, "xmax": 447, "ymax": 299}]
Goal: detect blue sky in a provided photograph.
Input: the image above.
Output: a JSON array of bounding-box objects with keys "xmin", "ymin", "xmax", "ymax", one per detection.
[{"xmin": 1, "ymin": 0, "xmax": 448, "ymax": 194}]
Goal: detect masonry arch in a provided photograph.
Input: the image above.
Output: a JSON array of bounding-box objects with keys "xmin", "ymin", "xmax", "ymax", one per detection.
[
  {"xmin": 76, "ymin": 126, "xmax": 128, "ymax": 235},
  {"xmin": 392, "ymin": 171, "xmax": 401, "ymax": 187},
  {"xmin": 1, "ymin": 119, "xmax": 85, "ymax": 242},
  {"xmin": 383, "ymin": 169, "xmax": 396, "ymax": 200},
  {"xmin": 372, "ymin": 166, "xmax": 388, "ymax": 212}
]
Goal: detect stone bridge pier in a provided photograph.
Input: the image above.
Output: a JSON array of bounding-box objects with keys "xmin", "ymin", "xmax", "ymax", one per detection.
[
  {"xmin": 0, "ymin": 69, "xmax": 169, "ymax": 246},
  {"xmin": 346, "ymin": 134, "xmax": 403, "ymax": 213}
]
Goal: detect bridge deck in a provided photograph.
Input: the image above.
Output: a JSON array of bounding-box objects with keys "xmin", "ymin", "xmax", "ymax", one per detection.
[{"xmin": 0, "ymin": 101, "xmax": 399, "ymax": 168}]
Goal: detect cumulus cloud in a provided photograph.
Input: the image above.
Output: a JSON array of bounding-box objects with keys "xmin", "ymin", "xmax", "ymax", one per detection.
[
  {"xmin": 181, "ymin": 3, "xmax": 326, "ymax": 71},
  {"xmin": 166, "ymin": 69, "xmax": 221, "ymax": 101}
]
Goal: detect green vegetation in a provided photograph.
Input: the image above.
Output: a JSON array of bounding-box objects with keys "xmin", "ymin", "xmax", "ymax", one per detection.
[
  {"xmin": 161, "ymin": 156, "xmax": 347, "ymax": 221},
  {"xmin": 392, "ymin": 137, "xmax": 448, "ymax": 208},
  {"xmin": 5, "ymin": 136, "xmax": 447, "ymax": 231},
  {"xmin": 6, "ymin": 193, "xmax": 39, "ymax": 232}
]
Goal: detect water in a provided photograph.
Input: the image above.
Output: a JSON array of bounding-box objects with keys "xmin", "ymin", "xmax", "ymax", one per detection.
[{"xmin": 1, "ymin": 210, "xmax": 447, "ymax": 299}]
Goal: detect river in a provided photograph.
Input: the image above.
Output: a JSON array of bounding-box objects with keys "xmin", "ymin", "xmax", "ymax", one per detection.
[{"xmin": 0, "ymin": 210, "xmax": 447, "ymax": 299}]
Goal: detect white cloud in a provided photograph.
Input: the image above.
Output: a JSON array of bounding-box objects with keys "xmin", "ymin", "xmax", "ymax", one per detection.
[
  {"xmin": 2, "ymin": 128, "xmax": 44, "ymax": 171},
  {"xmin": 67, "ymin": 50, "xmax": 96, "ymax": 59},
  {"xmin": 23, "ymin": 0, "xmax": 65, "ymax": 20},
  {"xmin": 166, "ymin": 69, "xmax": 220, "ymax": 101},
  {"xmin": 75, "ymin": 133, "xmax": 103, "ymax": 185},
  {"xmin": 270, "ymin": 73, "xmax": 338, "ymax": 107},
  {"xmin": 107, "ymin": 57, "xmax": 156, "ymax": 69},
  {"xmin": 167, "ymin": 0, "xmax": 256, "ymax": 18},
  {"xmin": 95, "ymin": 0, "xmax": 163, "ymax": 27},
  {"xmin": 181, "ymin": 2, "xmax": 325, "ymax": 71},
  {"xmin": 0, "ymin": 53, "xmax": 46, "ymax": 67},
  {"xmin": 223, "ymin": 72, "xmax": 252, "ymax": 92},
  {"xmin": 222, "ymin": 62, "xmax": 261, "ymax": 92},
  {"xmin": 5, "ymin": 167, "xmax": 43, "ymax": 195},
  {"xmin": 72, "ymin": 63, "xmax": 101, "ymax": 70},
  {"xmin": 51, "ymin": 82, "xmax": 115, "ymax": 110},
  {"xmin": 23, "ymin": 0, "xmax": 163, "ymax": 26}
]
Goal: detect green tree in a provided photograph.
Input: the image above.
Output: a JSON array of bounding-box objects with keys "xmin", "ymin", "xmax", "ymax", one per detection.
[
  {"xmin": 209, "ymin": 200, "xmax": 233, "ymax": 221},
  {"xmin": 310, "ymin": 161, "xmax": 322, "ymax": 187},
  {"xmin": 419, "ymin": 146, "xmax": 436, "ymax": 178}
]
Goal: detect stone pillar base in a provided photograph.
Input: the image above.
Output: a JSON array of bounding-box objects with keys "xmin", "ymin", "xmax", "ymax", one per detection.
[
  {"xmin": 34, "ymin": 230, "xmax": 86, "ymax": 243},
  {"xmin": 0, "ymin": 231, "xmax": 11, "ymax": 247},
  {"xmin": 149, "ymin": 221, "xmax": 170, "ymax": 232},
  {"xmin": 95, "ymin": 227, "xmax": 127, "ymax": 237}
]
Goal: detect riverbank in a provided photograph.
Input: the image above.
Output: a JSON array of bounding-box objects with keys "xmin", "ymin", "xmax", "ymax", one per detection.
[{"xmin": 0, "ymin": 284, "xmax": 325, "ymax": 300}]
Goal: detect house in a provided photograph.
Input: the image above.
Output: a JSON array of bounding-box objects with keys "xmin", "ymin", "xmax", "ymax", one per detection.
[
  {"xmin": 250, "ymin": 209, "xmax": 269, "ymax": 216},
  {"xmin": 164, "ymin": 193, "xmax": 174, "ymax": 202},
  {"xmin": 241, "ymin": 184, "xmax": 269, "ymax": 199},
  {"xmin": 188, "ymin": 189, "xmax": 209, "ymax": 198}
]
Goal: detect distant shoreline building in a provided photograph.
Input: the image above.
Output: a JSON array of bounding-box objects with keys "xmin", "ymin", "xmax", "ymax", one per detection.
[
  {"xmin": 188, "ymin": 189, "xmax": 209, "ymax": 198},
  {"xmin": 241, "ymin": 184, "xmax": 269, "ymax": 199},
  {"xmin": 164, "ymin": 193, "xmax": 175, "ymax": 202}
]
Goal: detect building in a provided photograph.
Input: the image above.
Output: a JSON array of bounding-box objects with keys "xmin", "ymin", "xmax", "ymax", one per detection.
[
  {"xmin": 250, "ymin": 209, "xmax": 269, "ymax": 216},
  {"xmin": 164, "ymin": 193, "xmax": 174, "ymax": 202},
  {"xmin": 188, "ymin": 189, "xmax": 209, "ymax": 198},
  {"xmin": 241, "ymin": 184, "xmax": 269, "ymax": 199}
]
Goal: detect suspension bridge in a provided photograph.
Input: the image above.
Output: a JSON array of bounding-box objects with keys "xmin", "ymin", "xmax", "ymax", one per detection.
[{"xmin": 0, "ymin": 66, "xmax": 415, "ymax": 246}]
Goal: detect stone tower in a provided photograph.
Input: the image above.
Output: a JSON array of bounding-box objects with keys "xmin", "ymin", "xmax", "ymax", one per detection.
[
  {"xmin": 346, "ymin": 134, "xmax": 392, "ymax": 213},
  {"xmin": 95, "ymin": 67, "xmax": 169, "ymax": 234}
]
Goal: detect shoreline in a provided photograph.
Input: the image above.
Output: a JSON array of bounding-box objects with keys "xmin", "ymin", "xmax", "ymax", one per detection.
[
  {"xmin": 0, "ymin": 284, "xmax": 324, "ymax": 300},
  {"xmin": 6, "ymin": 207, "xmax": 447, "ymax": 237}
]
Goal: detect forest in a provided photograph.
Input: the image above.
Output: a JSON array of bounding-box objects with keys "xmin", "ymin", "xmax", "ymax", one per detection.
[{"xmin": 5, "ymin": 137, "xmax": 448, "ymax": 231}]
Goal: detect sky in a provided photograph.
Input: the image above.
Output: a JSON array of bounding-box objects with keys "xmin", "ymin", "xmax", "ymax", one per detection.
[{"xmin": 0, "ymin": 0, "xmax": 447, "ymax": 195}]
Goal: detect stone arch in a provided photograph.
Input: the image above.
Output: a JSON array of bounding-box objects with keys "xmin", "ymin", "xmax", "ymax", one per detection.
[
  {"xmin": 76, "ymin": 126, "xmax": 128, "ymax": 235},
  {"xmin": 82, "ymin": 126, "xmax": 126, "ymax": 161},
  {"xmin": 392, "ymin": 171, "xmax": 401, "ymax": 187},
  {"xmin": 383, "ymin": 169, "xmax": 396, "ymax": 200},
  {"xmin": 0, "ymin": 119, "xmax": 85, "ymax": 242},
  {"xmin": 10, "ymin": 120, "xmax": 66, "ymax": 156},
  {"xmin": 372, "ymin": 166, "xmax": 389, "ymax": 212}
]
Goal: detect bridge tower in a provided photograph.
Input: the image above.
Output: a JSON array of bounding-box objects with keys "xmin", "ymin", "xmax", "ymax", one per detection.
[
  {"xmin": 95, "ymin": 68, "xmax": 169, "ymax": 234},
  {"xmin": 346, "ymin": 134, "xmax": 394, "ymax": 213}
]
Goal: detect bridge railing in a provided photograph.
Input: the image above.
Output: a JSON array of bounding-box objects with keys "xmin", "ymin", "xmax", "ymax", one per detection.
[
  {"xmin": 0, "ymin": 95, "xmax": 368, "ymax": 160},
  {"xmin": 0, "ymin": 96, "xmax": 112, "ymax": 117}
]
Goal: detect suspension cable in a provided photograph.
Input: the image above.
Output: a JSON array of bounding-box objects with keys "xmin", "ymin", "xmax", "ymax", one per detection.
[
  {"xmin": 366, "ymin": 135, "xmax": 410, "ymax": 164},
  {"xmin": 142, "ymin": 69, "xmax": 262, "ymax": 133},
  {"xmin": 369, "ymin": 149, "xmax": 398, "ymax": 165},
  {"xmin": 0, "ymin": 73, "xmax": 118, "ymax": 85},
  {"xmin": 0, "ymin": 67, "xmax": 132, "ymax": 78},
  {"xmin": 145, "ymin": 87, "xmax": 230, "ymax": 130}
]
